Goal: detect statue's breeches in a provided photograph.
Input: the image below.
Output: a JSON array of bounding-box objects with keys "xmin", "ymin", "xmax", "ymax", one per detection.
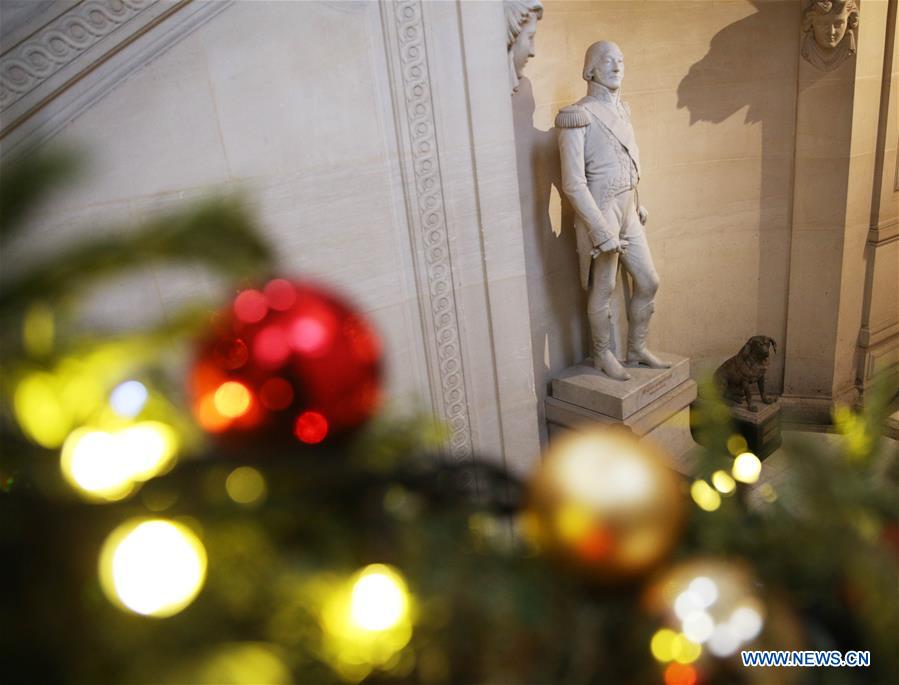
[{"xmin": 578, "ymin": 190, "xmax": 658, "ymax": 301}]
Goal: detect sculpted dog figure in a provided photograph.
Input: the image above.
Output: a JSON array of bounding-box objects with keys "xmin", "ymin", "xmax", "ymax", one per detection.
[{"xmin": 714, "ymin": 336, "xmax": 777, "ymax": 412}]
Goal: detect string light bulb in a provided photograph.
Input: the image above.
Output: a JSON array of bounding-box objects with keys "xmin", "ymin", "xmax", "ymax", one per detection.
[
  {"xmin": 732, "ymin": 452, "xmax": 762, "ymax": 484},
  {"xmin": 60, "ymin": 421, "xmax": 178, "ymax": 501},
  {"xmin": 319, "ymin": 563, "xmax": 414, "ymax": 679},
  {"xmin": 99, "ymin": 519, "xmax": 207, "ymax": 617},
  {"xmin": 349, "ymin": 564, "xmax": 409, "ymax": 632}
]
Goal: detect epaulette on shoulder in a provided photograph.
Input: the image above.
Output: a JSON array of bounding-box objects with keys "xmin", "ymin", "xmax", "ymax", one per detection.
[{"xmin": 555, "ymin": 105, "xmax": 590, "ymax": 129}]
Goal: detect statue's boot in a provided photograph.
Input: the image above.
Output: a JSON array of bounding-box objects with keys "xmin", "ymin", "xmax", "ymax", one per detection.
[
  {"xmin": 589, "ymin": 306, "xmax": 631, "ymax": 381},
  {"xmin": 626, "ymin": 303, "xmax": 671, "ymax": 369}
]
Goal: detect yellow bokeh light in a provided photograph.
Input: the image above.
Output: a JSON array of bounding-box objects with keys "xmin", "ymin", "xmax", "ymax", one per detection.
[
  {"xmin": 214, "ymin": 382, "xmax": 251, "ymax": 418},
  {"xmin": 59, "ymin": 372, "xmax": 104, "ymax": 424},
  {"xmin": 350, "ymin": 565, "xmax": 409, "ymax": 632},
  {"xmin": 711, "ymin": 470, "xmax": 736, "ymax": 494},
  {"xmin": 99, "ymin": 519, "xmax": 207, "ymax": 618},
  {"xmin": 225, "ymin": 466, "xmax": 267, "ymax": 505},
  {"xmin": 60, "ymin": 422, "xmax": 179, "ymax": 501},
  {"xmin": 671, "ymin": 633, "xmax": 702, "ymax": 664},
  {"xmin": 14, "ymin": 372, "xmax": 71, "ymax": 448},
  {"xmin": 833, "ymin": 405, "xmax": 871, "ymax": 460},
  {"xmin": 732, "ymin": 452, "xmax": 762, "ymax": 484},
  {"xmin": 61, "ymin": 428, "xmax": 134, "ymax": 501},
  {"xmin": 118, "ymin": 421, "xmax": 178, "ymax": 480},
  {"xmin": 758, "ymin": 483, "xmax": 778, "ymax": 503},
  {"xmin": 650, "ymin": 628, "xmax": 678, "ymax": 662},
  {"xmin": 726, "ymin": 434, "xmax": 748, "ymax": 457},
  {"xmin": 320, "ymin": 563, "xmax": 413, "ymax": 678},
  {"xmin": 690, "ymin": 480, "xmax": 721, "ymax": 512},
  {"xmin": 177, "ymin": 642, "xmax": 291, "ymax": 685}
]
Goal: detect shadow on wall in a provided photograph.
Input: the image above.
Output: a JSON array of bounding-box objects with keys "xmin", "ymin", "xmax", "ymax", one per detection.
[
  {"xmin": 512, "ymin": 76, "xmax": 586, "ymax": 442},
  {"xmin": 675, "ymin": 0, "xmax": 805, "ymax": 394}
]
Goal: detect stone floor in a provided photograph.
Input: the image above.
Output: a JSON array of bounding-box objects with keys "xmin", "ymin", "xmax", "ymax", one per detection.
[
  {"xmin": 676, "ymin": 429, "xmax": 897, "ymax": 511},
  {"xmin": 741, "ymin": 430, "xmax": 895, "ymax": 510}
]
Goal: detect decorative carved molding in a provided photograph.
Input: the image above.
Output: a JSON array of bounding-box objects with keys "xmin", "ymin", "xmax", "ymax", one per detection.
[
  {"xmin": 0, "ymin": 0, "xmax": 155, "ymax": 111},
  {"xmin": 868, "ymin": 217, "xmax": 899, "ymax": 246},
  {"xmin": 384, "ymin": 0, "xmax": 474, "ymax": 458},
  {"xmin": 858, "ymin": 320, "xmax": 899, "ymax": 349},
  {"xmin": 0, "ymin": 0, "xmax": 230, "ymax": 156},
  {"xmin": 857, "ymin": 335, "xmax": 899, "ymax": 386}
]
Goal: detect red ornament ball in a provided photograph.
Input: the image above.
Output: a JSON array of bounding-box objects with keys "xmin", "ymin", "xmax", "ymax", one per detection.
[{"xmin": 190, "ymin": 279, "xmax": 382, "ymax": 444}]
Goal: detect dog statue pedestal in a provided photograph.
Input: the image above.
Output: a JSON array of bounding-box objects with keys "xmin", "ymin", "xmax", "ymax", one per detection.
[
  {"xmin": 690, "ymin": 397, "xmax": 782, "ymax": 461},
  {"xmin": 545, "ymin": 353, "xmax": 697, "ymax": 474}
]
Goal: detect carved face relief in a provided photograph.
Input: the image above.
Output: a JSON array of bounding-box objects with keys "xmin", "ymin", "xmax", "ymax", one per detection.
[
  {"xmin": 592, "ymin": 44, "xmax": 624, "ymax": 91},
  {"xmin": 801, "ymin": 0, "xmax": 858, "ymax": 71},
  {"xmin": 811, "ymin": 7, "xmax": 850, "ymax": 48},
  {"xmin": 511, "ymin": 12, "xmax": 538, "ymax": 79}
]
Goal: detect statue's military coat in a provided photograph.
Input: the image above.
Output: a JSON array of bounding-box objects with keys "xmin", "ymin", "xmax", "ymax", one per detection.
[{"xmin": 556, "ymin": 94, "xmax": 642, "ymax": 289}]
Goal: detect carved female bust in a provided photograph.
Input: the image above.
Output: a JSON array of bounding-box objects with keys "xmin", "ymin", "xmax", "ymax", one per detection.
[
  {"xmin": 801, "ymin": 0, "xmax": 859, "ymax": 72},
  {"xmin": 505, "ymin": 0, "xmax": 543, "ymax": 93}
]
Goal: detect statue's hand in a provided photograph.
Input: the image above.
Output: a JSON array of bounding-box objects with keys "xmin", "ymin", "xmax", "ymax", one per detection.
[
  {"xmin": 638, "ymin": 206, "xmax": 649, "ymax": 226},
  {"xmin": 597, "ymin": 236, "xmax": 620, "ymax": 254},
  {"xmin": 618, "ymin": 238, "xmax": 629, "ymax": 255}
]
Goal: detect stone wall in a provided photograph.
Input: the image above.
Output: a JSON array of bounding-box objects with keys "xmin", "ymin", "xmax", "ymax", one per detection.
[
  {"xmin": 0, "ymin": 0, "xmax": 543, "ymax": 472},
  {"xmin": 858, "ymin": 3, "xmax": 899, "ymax": 393}
]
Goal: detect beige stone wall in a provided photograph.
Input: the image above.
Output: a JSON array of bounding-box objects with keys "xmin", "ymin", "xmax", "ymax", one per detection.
[
  {"xmin": 0, "ymin": 1, "xmax": 543, "ymax": 470},
  {"xmin": 514, "ymin": 0, "xmax": 800, "ymax": 426},
  {"xmin": 7, "ymin": 1, "xmax": 432, "ymax": 397},
  {"xmin": 879, "ymin": 12, "xmax": 899, "ymax": 228}
]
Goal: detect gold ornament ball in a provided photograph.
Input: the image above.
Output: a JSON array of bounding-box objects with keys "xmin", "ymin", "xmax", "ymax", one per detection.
[{"xmin": 525, "ymin": 427, "xmax": 684, "ymax": 581}]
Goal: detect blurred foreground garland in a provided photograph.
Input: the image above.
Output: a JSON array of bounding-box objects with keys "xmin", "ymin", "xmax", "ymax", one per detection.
[{"xmin": 1, "ymin": 153, "xmax": 897, "ymax": 685}]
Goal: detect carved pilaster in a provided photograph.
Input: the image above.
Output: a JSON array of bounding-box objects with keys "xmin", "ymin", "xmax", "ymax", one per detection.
[{"xmin": 380, "ymin": 1, "xmax": 474, "ymax": 458}]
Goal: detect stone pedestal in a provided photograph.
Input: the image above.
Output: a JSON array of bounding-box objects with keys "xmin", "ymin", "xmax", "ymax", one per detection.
[
  {"xmin": 545, "ymin": 353, "xmax": 698, "ymax": 474},
  {"xmin": 690, "ymin": 397, "xmax": 782, "ymax": 460}
]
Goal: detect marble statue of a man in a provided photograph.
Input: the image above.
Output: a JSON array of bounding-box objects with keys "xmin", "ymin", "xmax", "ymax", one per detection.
[{"xmin": 556, "ymin": 41, "xmax": 668, "ymax": 381}]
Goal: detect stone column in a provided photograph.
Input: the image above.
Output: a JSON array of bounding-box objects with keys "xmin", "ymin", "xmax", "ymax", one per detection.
[
  {"xmin": 783, "ymin": 0, "xmax": 898, "ymax": 421},
  {"xmin": 858, "ymin": 1, "xmax": 899, "ymax": 393}
]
